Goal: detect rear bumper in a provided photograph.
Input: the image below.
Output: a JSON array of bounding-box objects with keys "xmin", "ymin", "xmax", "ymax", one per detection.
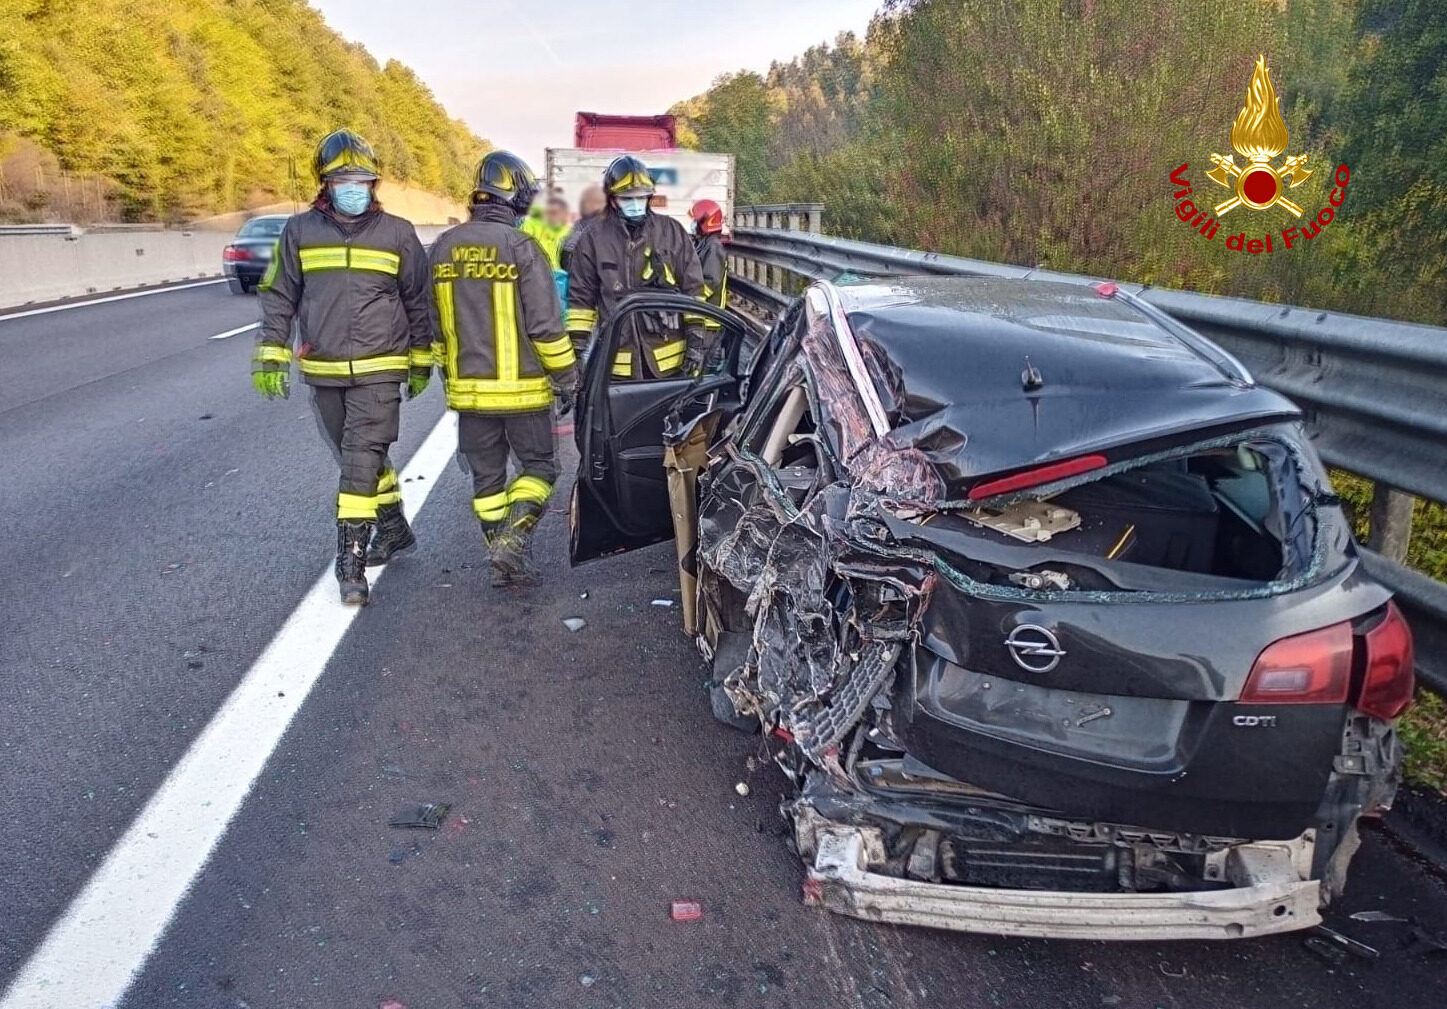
[
  {"xmin": 805, "ymin": 828, "xmax": 1321, "ymax": 940},
  {"xmin": 223, "ymin": 262, "xmax": 267, "ymax": 281}
]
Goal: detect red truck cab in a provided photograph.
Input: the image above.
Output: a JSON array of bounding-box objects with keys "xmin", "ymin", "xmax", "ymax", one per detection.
[{"xmin": 574, "ymin": 112, "xmax": 677, "ymax": 151}]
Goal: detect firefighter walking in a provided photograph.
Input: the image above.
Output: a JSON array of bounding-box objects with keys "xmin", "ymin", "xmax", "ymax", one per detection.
[
  {"xmin": 252, "ymin": 129, "xmax": 434, "ymax": 606},
  {"xmin": 564, "ymin": 156, "xmax": 706, "ymax": 373},
  {"xmin": 430, "ymin": 151, "xmax": 578, "ymax": 586}
]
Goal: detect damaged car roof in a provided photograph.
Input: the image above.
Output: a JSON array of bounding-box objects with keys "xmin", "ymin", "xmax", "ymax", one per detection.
[{"xmin": 836, "ymin": 277, "xmax": 1303, "ymax": 485}]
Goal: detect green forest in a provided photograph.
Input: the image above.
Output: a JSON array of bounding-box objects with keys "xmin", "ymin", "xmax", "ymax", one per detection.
[
  {"xmin": 673, "ymin": 0, "xmax": 1447, "ymax": 327},
  {"xmin": 0, "ymin": 0, "xmax": 486, "ymax": 221}
]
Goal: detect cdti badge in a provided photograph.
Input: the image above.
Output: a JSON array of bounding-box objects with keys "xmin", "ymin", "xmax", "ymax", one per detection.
[
  {"xmin": 1206, "ymin": 55, "xmax": 1312, "ymax": 217},
  {"xmin": 1169, "ymin": 55, "xmax": 1351, "ymax": 255}
]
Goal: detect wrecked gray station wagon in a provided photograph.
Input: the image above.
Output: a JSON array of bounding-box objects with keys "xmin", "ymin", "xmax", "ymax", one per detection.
[{"xmin": 567, "ymin": 276, "xmax": 1417, "ymax": 940}]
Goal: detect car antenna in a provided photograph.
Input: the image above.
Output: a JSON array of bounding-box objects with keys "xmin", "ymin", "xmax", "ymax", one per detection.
[{"xmin": 1021, "ymin": 356, "xmax": 1044, "ymax": 391}]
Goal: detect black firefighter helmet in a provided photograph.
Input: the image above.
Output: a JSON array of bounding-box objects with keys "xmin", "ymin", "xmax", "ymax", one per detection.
[
  {"xmin": 603, "ymin": 155, "xmax": 655, "ymax": 202},
  {"xmin": 473, "ymin": 151, "xmax": 539, "ymax": 215},
  {"xmin": 313, "ymin": 129, "xmax": 380, "ymax": 182}
]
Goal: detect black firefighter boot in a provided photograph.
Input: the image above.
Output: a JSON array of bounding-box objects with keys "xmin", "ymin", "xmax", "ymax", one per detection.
[
  {"xmin": 490, "ymin": 500, "xmax": 545, "ymax": 586},
  {"xmin": 336, "ymin": 520, "xmax": 373, "ymax": 605},
  {"xmin": 481, "ymin": 520, "xmax": 514, "ymax": 587},
  {"xmin": 366, "ymin": 502, "xmax": 416, "ymax": 566}
]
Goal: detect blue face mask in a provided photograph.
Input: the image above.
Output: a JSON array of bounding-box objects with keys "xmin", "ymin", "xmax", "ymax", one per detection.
[
  {"xmin": 330, "ymin": 182, "xmax": 372, "ymax": 216},
  {"xmin": 618, "ymin": 197, "xmax": 649, "ymax": 220}
]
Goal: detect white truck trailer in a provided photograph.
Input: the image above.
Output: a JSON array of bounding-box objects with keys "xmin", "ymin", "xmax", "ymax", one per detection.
[{"xmin": 544, "ymin": 148, "xmax": 736, "ymax": 234}]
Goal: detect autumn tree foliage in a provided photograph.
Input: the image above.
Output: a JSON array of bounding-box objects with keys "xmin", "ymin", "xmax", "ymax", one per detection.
[
  {"xmin": 0, "ymin": 0, "xmax": 486, "ymax": 221},
  {"xmin": 673, "ymin": 0, "xmax": 1445, "ymax": 323}
]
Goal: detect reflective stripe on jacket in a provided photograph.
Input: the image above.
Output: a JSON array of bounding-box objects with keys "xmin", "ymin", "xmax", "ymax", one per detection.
[
  {"xmin": 694, "ymin": 233, "xmax": 728, "ymax": 332},
  {"xmin": 565, "ymin": 210, "xmax": 705, "ymax": 379},
  {"xmin": 255, "ymin": 205, "xmax": 433, "ymax": 386},
  {"xmin": 429, "ymin": 203, "xmax": 576, "ymax": 414}
]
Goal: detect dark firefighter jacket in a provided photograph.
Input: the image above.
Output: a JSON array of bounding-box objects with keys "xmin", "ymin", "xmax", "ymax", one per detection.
[
  {"xmin": 559, "ymin": 212, "xmax": 600, "ymax": 273},
  {"xmin": 695, "ymin": 233, "xmax": 728, "ymax": 311},
  {"xmin": 565, "ymin": 209, "xmax": 705, "ymax": 378},
  {"xmin": 429, "ymin": 202, "xmax": 576, "ymax": 414},
  {"xmin": 255, "ymin": 204, "xmax": 433, "ymax": 385}
]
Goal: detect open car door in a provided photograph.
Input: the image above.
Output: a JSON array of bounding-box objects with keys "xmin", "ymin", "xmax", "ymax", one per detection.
[{"xmin": 570, "ymin": 292, "xmax": 755, "ymax": 564}]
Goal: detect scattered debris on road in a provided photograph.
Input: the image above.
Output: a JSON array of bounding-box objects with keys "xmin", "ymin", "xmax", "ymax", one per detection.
[
  {"xmin": 562, "ymin": 617, "xmax": 586, "ymax": 632},
  {"xmin": 1406, "ymin": 926, "xmax": 1447, "ymax": 956},
  {"xmin": 1310, "ymin": 924, "xmax": 1379, "ymax": 960},
  {"xmin": 669, "ymin": 900, "xmax": 703, "ymax": 922},
  {"xmin": 388, "ymin": 802, "xmax": 450, "ymax": 830},
  {"xmin": 1349, "ymin": 910, "xmax": 1408, "ymax": 923},
  {"xmin": 651, "ymin": 598, "xmax": 674, "ymax": 607},
  {"xmin": 734, "ymin": 782, "xmax": 750, "ymax": 797}
]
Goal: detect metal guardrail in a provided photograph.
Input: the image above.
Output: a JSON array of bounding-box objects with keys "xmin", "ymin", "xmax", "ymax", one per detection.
[{"xmin": 726, "ymin": 208, "xmax": 1447, "ymax": 697}]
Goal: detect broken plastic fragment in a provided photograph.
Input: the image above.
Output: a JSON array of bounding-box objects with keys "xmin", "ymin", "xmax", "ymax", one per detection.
[
  {"xmin": 1309, "ymin": 924, "xmax": 1378, "ymax": 960},
  {"xmin": 1406, "ymin": 926, "xmax": 1447, "ymax": 956},
  {"xmin": 388, "ymin": 802, "xmax": 450, "ymax": 829},
  {"xmin": 669, "ymin": 900, "xmax": 703, "ymax": 921},
  {"xmin": 651, "ymin": 598, "xmax": 674, "ymax": 607},
  {"xmin": 1349, "ymin": 910, "xmax": 1407, "ymax": 923},
  {"xmin": 562, "ymin": 617, "xmax": 586, "ymax": 632}
]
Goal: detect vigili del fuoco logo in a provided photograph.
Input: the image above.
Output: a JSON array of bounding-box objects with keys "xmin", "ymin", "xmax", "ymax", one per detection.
[{"xmin": 1170, "ymin": 55, "xmax": 1350, "ymax": 254}]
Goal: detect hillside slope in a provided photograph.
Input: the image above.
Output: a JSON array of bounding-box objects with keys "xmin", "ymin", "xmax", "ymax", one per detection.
[
  {"xmin": 0, "ymin": 0, "xmax": 485, "ymax": 221},
  {"xmin": 672, "ymin": 0, "xmax": 1444, "ymax": 326}
]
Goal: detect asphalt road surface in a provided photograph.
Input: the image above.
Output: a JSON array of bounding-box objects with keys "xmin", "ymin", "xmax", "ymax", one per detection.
[{"xmin": 2, "ymin": 279, "xmax": 1446, "ymax": 1009}]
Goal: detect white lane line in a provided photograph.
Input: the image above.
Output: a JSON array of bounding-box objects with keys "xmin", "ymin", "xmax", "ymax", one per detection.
[
  {"xmin": 208, "ymin": 322, "xmax": 260, "ymax": 340},
  {"xmin": 0, "ymin": 410, "xmax": 459, "ymax": 1009},
  {"xmin": 0, "ymin": 279, "xmax": 227, "ymax": 322}
]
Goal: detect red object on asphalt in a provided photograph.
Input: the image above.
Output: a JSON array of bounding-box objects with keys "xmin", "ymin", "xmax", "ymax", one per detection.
[
  {"xmin": 1093, "ymin": 281, "xmax": 1119, "ymax": 297},
  {"xmin": 669, "ymin": 900, "xmax": 703, "ymax": 921}
]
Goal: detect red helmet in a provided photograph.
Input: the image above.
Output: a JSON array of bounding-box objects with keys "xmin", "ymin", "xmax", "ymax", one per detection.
[{"xmin": 690, "ymin": 199, "xmax": 724, "ymax": 235}]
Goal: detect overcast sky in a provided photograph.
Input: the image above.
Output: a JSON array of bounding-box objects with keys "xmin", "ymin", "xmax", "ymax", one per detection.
[{"xmin": 311, "ymin": 0, "xmax": 881, "ymax": 169}]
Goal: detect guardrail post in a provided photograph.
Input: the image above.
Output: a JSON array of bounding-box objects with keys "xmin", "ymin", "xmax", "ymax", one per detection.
[
  {"xmin": 752, "ymin": 207, "xmax": 764, "ymax": 280},
  {"xmin": 1369, "ymin": 486, "xmax": 1415, "ymax": 564}
]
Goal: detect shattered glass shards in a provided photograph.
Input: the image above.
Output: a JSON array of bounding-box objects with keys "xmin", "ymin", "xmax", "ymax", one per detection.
[{"xmin": 388, "ymin": 802, "xmax": 450, "ymax": 830}]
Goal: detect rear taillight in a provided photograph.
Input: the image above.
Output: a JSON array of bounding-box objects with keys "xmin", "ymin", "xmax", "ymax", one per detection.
[
  {"xmin": 223, "ymin": 246, "xmax": 251, "ymax": 262},
  {"xmin": 1240, "ymin": 621, "xmax": 1352, "ymax": 704},
  {"xmin": 1357, "ymin": 602, "xmax": 1414, "ymax": 721},
  {"xmin": 967, "ymin": 454, "xmax": 1108, "ymax": 501}
]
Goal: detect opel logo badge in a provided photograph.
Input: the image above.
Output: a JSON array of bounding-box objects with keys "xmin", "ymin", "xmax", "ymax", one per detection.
[{"xmin": 1005, "ymin": 624, "xmax": 1065, "ymax": 673}]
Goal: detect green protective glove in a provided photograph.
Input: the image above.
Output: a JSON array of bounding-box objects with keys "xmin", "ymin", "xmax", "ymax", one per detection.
[
  {"xmin": 252, "ymin": 369, "xmax": 289, "ymax": 399},
  {"xmin": 406, "ymin": 367, "xmax": 431, "ymax": 400}
]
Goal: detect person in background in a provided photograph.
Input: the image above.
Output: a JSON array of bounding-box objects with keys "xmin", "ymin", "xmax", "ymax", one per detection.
[
  {"xmin": 251, "ymin": 129, "xmax": 433, "ymax": 606},
  {"xmin": 520, "ymin": 190, "xmax": 571, "ymax": 270},
  {"xmin": 687, "ymin": 198, "xmax": 729, "ymax": 374},
  {"xmin": 429, "ymin": 152, "xmax": 577, "ymax": 586},
  {"xmin": 564, "ymin": 156, "xmax": 704, "ymax": 378},
  {"xmin": 559, "ymin": 183, "xmax": 605, "ymax": 276}
]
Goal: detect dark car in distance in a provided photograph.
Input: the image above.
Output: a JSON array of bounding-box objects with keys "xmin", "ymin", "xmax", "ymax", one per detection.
[
  {"xmin": 566, "ymin": 275, "xmax": 1416, "ymax": 940},
  {"xmin": 222, "ymin": 214, "xmax": 288, "ymax": 294}
]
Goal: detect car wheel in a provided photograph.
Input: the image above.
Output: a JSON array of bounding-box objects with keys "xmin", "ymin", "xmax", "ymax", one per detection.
[{"xmin": 226, "ymin": 277, "xmax": 246, "ymax": 295}]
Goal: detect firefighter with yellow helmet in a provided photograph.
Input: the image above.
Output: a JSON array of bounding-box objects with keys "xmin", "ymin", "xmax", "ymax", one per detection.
[
  {"xmin": 251, "ymin": 129, "xmax": 434, "ymax": 606},
  {"xmin": 564, "ymin": 155, "xmax": 706, "ymax": 375},
  {"xmin": 430, "ymin": 151, "xmax": 578, "ymax": 586}
]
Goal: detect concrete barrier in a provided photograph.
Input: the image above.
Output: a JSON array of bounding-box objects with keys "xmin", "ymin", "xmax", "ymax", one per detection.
[
  {"xmin": 0, "ymin": 223, "xmax": 457, "ymax": 311},
  {"xmin": 0, "ymin": 230, "xmax": 232, "ymax": 309}
]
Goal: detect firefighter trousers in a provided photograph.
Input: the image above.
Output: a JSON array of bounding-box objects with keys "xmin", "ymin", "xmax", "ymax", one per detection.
[
  {"xmin": 457, "ymin": 410, "xmax": 557, "ymax": 523},
  {"xmin": 311, "ymin": 382, "xmax": 403, "ymax": 521}
]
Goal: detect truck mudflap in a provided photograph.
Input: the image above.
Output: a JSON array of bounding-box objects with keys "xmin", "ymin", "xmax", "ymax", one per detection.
[{"xmin": 803, "ymin": 828, "xmax": 1322, "ymax": 940}]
